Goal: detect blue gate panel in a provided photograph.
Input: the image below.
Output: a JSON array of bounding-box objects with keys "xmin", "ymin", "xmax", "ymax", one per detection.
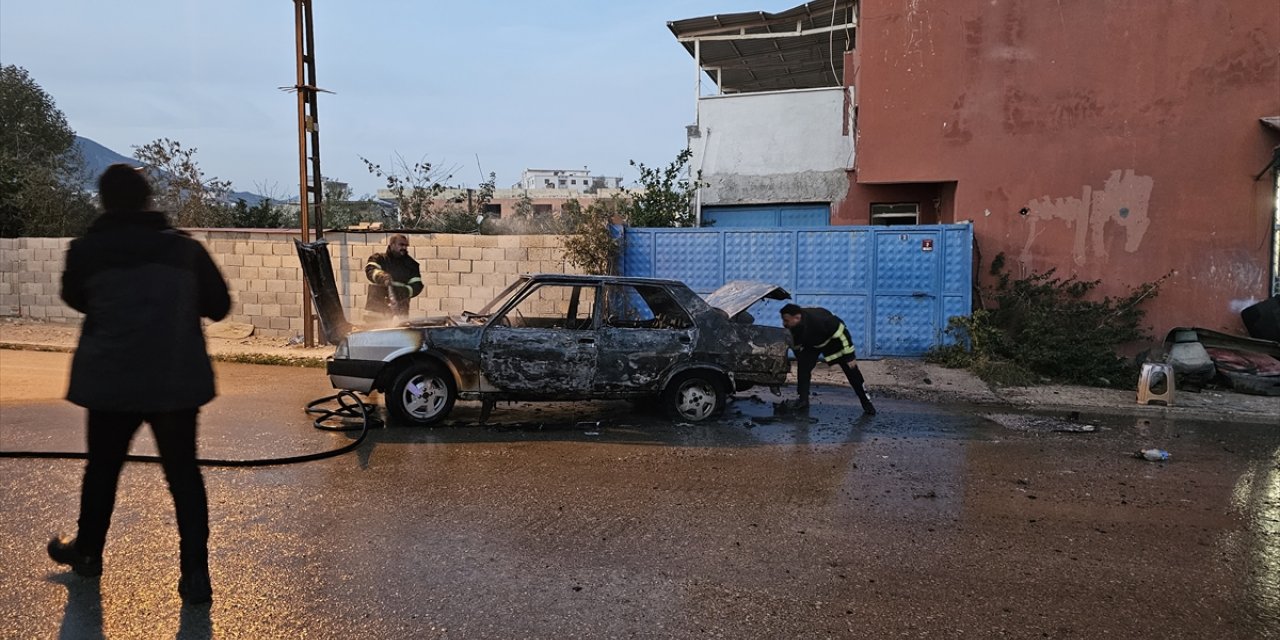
[
  {"xmin": 797, "ymin": 229, "xmax": 871, "ymax": 292},
  {"xmin": 622, "ymin": 231, "xmax": 654, "ymax": 277},
  {"xmin": 874, "ymin": 295, "xmax": 936, "ymax": 355},
  {"xmin": 875, "ymin": 231, "xmax": 939, "ymax": 292},
  {"xmin": 943, "ymin": 227, "xmax": 970, "ymax": 295},
  {"xmin": 622, "ymin": 224, "xmax": 972, "ymax": 358},
  {"xmin": 943, "ymin": 295, "xmax": 969, "ymax": 345},
  {"xmin": 725, "ymin": 231, "xmax": 794, "ymax": 285},
  {"xmin": 654, "ymin": 231, "xmax": 721, "ymax": 290}
]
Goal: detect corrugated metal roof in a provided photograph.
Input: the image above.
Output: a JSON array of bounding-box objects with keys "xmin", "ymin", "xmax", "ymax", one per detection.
[{"xmin": 668, "ymin": 0, "xmax": 856, "ymax": 93}]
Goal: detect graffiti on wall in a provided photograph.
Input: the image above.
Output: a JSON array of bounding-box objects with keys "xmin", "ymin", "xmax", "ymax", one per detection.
[{"xmin": 1019, "ymin": 169, "xmax": 1153, "ymax": 267}]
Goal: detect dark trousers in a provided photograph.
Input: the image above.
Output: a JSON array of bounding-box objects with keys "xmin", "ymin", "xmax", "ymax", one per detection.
[
  {"xmin": 796, "ymin": 349, "xmax": 874, "ymax": 407},
  {"xmin": 76, "ymin": 409, "xmax": 209, "ymax": 575}
]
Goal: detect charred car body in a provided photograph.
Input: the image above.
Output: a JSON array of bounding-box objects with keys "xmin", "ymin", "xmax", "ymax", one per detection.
[{"xmin": 296, "ymin": 240, "xmax": 791, "ymax": 424}]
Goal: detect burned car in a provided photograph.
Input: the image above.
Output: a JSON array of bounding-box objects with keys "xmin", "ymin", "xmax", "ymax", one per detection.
[{"xmin": 296, "ymin": 240, "xmax": 791, "ymax": 425}]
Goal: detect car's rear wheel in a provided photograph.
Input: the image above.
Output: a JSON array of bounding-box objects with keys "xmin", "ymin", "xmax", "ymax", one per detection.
[
  {"xmin": 662, "ymin": 371, "xmax": 725, "ymax": 422},
  {"xmin": 387, "ymin": 360, "xmax": 456, "ymax": 425}
]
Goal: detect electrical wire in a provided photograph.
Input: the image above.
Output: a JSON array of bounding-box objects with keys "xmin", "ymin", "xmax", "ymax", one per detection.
[{"xmin": 0, "ymin": 391, "xmax": 378, "ymax": 467}]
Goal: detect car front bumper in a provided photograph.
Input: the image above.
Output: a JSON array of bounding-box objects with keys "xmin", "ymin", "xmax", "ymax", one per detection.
[{"xmin": 326, "ymin": 357, "xmax": 385, "ymax": 394}]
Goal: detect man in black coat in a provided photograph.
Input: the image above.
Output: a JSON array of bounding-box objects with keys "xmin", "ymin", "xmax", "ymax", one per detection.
[
  {"xmin": 364, "ymin": 233, "xmax": 423, "ymax": 320},
  {"xmin": 779, "ymin": 303, "xmax": 877, "ymax": 415},
  {"xmin": 47, "ymin": 164, "xmax": 231, "ymax": 605}
]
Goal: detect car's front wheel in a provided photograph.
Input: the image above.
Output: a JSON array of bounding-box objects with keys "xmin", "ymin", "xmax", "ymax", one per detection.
[
  {"xmin": 387, "ymin": 360, "xmax": 457, "ymax": 425},
  {"xmin": 662, "ymin": 371, "xmax": 726, "ymax": 422}
]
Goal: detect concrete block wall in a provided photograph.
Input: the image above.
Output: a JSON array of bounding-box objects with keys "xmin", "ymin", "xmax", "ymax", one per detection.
[
  {"xmin": 325, "ymin": 232, "xmax": 584, "ymax": 324},
  {"xmin": 0, "ymin": 231, "xmax": 581, "ymax": 339},
  {"xmin": 0, "ymin": 237, "xmax": 76, "ymax": 321}
]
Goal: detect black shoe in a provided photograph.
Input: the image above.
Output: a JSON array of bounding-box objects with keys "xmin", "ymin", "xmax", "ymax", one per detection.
[
  {"xmin": 776, "ymin": 398, "xmax": 810, "ymax": 412},
  {"xmin": 178, "ymin": 572, "xmax": 213, "ymax": 605},
  {"xmin": 861, "ymin": 401, "xmax": 877, "ymax": 416},
  {"xmin": 47, "ymin": 536, "xmax": 102, "ymax": 577}
]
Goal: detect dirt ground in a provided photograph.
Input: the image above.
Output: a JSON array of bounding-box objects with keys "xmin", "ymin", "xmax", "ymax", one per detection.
[{"xmin": 2, "ymin": 317, "xmax": 1276, "ymax": 425}]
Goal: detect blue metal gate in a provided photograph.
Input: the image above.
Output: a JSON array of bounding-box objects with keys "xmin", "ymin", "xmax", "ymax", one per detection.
[
  {"xmin": 702, "ymin": 203, "xmax": 830, "ymax": 227},
  {"xmin": 621, "ymin": 224, "xmax": 973, "ymax": 358}
]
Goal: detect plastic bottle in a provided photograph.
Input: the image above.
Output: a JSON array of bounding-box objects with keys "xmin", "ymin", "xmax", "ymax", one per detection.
[{"xmin": 1136, "ymin": 448, "xmax": 1170, "ymax": 462}]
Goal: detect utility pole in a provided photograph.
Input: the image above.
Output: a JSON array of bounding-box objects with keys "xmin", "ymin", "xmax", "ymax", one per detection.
[{"xmin": 291, "ymin": 0, "xmax": 326, "ymax": 347}]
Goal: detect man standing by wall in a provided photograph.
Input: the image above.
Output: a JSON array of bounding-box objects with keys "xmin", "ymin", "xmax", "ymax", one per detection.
[
  {"xmin": 779, "ymin": 303, "xmax": 878, "ymax": 415},
  {"xmin": 47, "ymin": 163, "xmax": 231, "ymax": 605},
  {"xmin": 364, "ymin": 234, "xmax": 423, "ymax": 321}
]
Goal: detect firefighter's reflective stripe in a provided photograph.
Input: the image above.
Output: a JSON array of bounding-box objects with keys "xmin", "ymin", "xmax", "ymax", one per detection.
[
  {"xmin": 407, "ymin": 277, "xmax": 422, "ymax": 286},
  {"xmin": 818, "ymin": 323, "xmax": 856, "ymax": 363},
  {"xmin": 366, "ymin": 261, "xmax": 387, "ymax": 277}
]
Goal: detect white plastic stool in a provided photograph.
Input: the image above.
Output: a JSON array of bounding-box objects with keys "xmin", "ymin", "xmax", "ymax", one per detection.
[{"xmin": 1137, "ymin": 362, "xmax": 1175, "ymax": 406}]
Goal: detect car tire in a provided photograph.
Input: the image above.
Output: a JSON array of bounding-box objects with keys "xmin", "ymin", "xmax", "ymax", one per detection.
[
  {"xmin": 662, "ymin": 371, "xmax": 726, "ymax": 422},
  {"xmin": 387, "ymin": 360, "xmax": 457, "ymax": 425}
]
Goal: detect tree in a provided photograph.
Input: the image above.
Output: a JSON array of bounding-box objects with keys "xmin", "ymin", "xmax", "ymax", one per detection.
[
  {"xmin": 625, "ymin": 148, "xmax": 701, "ymax": 228},
  {"xmin": 0, "ymin": 64, "xmax": 96, "ymax": 237},
  {"xmin": 321, "ymin": 178, "xmax": 363, "ymax": 229},
  {"xmin": 132, "ymin": 138, "xmax": 232, "ymax": 227},
  {"xmin": 360, "ymin": 154, "xmax": 451, "ymax": 230},
  {"xmin": 228, "ymin": 198, "xmax": 282, "ymax": 228},
  {"xmin": 559, "ymin": 195, "xmax": 626, "ymax": 274}
]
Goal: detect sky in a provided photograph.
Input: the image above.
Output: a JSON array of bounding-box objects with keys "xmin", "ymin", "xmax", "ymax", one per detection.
[{"xmin": 1, "ymin": 0, "xmax": 798, "ymax": 199}]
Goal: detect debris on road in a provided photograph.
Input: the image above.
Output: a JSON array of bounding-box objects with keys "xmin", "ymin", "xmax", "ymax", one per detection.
[
  {"xmin": 1053, "ymin": 424, "xmax": 1098, "ymax": 433},
  {"xmin": 1134, "ymin": 448, "xmax": 1171, "ymax": 462}
]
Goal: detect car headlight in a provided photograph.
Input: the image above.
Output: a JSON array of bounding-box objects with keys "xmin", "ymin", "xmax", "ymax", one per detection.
[{"xmin": 334, "ymin": 339, "xmax": 350, "ymax": 360}]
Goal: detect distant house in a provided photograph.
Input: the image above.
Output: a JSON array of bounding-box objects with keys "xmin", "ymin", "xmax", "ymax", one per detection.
[
  {"xmin": 377, "ymin": 181, "xmax": 628, "ymax": 221},
  {"xmin": 516, "ymin": 168, "xmax": 622, "ymax": 193},
  {"xmin": 669, "ymin": 0, "xmax": 1280, "ymax": 336}
]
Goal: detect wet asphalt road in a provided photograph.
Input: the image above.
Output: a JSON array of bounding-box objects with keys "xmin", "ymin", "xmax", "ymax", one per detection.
[{"xmin": 0, "ymin": 350, "xmax": 1277, "ymax": 639}]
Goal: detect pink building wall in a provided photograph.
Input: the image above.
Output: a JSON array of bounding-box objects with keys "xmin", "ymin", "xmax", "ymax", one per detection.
[{"xmin": 840, "ymin": 0, "xmax": 1280, "ymax": 336}]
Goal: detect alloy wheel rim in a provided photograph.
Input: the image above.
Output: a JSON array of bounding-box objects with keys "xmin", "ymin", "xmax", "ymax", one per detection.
[
  {"xmin": 403, "ymin": 374, "xmax": 447, "ymax": 418},
  {"xmin": 677, "ymin": 382, "xmax": 715, "ymax": 420}
]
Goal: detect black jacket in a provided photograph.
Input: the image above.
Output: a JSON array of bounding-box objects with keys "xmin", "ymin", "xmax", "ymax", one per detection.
[
  {"xmin": 364, "ymin": 251, "xmax": 423, "ymax": 313},
  {"xmin": 61, "ymin": 210, "xmax": 231, "ymax": 412},
  {"xmin": 788, "ymin": 306, "xmax": 858, "ymax": 363}
]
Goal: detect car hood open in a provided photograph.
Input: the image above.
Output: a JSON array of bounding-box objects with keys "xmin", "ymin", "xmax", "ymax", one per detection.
[
  {"xmin": 703, "ymin": 280, "xmax": 791, "ymax": 319},
  {"xmin": 295, "ymin": 239, "xmax": 352, "ymax": 345}
]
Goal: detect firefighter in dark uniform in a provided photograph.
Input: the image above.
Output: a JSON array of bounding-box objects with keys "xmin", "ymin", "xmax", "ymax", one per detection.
[
  {"xmin": 364, "ymin": 234, "xmax": 423, "ymax": 320},
  {"xmin": 779, "ymin": 303, "xmax": 877, "ymax": 415}
]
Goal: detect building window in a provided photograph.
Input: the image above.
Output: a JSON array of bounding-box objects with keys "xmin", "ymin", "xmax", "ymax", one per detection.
[
  {"xmin": 533, "ymin": 204, "xmax": 553, "ymax": 216},
  {"xmin": 483, "ymin": 203, "xmax": 502, "ymax": 218},
  {"xmin": 870, "ymin": 203, "xmax": 919, "ymax": 226}
]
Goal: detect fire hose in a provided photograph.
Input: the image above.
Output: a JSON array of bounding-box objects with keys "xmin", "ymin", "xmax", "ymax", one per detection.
[{"xmin": 0, "ymin": 391, "xmax": 379, "ymax": 467}]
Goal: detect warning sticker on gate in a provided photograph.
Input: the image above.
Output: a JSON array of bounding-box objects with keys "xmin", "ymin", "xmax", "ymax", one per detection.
[{"xmin": 921, "ymin": 239, "xmax": 934, "ymax": 252}]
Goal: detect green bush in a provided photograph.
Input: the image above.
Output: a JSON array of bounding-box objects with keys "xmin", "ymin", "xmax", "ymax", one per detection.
[{"xmin": 926, "ymin": 253, "xmax": 1167, "ymax": 388}]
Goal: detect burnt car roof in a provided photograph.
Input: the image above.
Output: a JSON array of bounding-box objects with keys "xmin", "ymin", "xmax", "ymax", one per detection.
[{"xmin": 521, "ymin": 273, "xmax": 688, "ymax": 287}]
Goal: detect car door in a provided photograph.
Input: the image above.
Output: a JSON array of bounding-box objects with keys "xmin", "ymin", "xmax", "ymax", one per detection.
[
  {"xmin": 479, "ymin": 282, "xmax": 599, "ymax": 394},
  {"xmin": 594, "ymin": 283, "xmax": 695, "ymax": 392}
]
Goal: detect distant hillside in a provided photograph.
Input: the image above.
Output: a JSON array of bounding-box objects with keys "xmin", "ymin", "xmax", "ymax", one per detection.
[
  {"xmin": 74, "ymin": 136, "xmax": 140, "ymax": 188},
  {"xmin": 73, "ymin": 136, "xmax": 266, "ymax": 205}
]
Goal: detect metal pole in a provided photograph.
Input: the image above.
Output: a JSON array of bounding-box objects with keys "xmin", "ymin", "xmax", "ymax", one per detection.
[
  {"xmin": 303, "ymin": 0, "xmax": 324, "ymax": 239},
  {"xmin": 293, "ymin": 0, "xmax": 314, "ymax": 347}
]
